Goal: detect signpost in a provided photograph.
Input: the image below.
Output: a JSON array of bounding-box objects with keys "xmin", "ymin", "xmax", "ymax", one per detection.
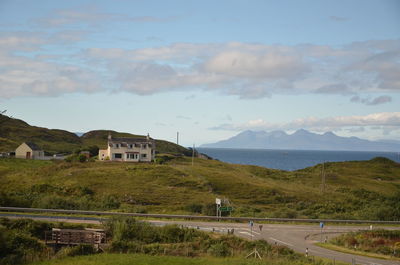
[
  {"xmin": 215, "ymin": 198, "xmax": 234, "ymax": 218},
  {"xmin": 320, "ymin": 222, "xmax": 324, "ymax": 242},
  {"xmin": 215, "ymin": 198, "xmax": 221, "ymax": 219},
  {"xmin": 219, "ymin": 206, "xmax": 233, "ymax": 212}
]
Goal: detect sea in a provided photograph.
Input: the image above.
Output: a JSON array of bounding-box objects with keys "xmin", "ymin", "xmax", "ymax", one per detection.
[{"xmin": 196, "ymin": 148, "xmax": 400, "ymax": 171}]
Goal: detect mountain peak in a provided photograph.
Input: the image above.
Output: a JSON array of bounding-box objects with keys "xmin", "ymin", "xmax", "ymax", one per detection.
[
  {"xmin": 293, "ymin": 129, "xmax": 312, "ymax": 135},
  {"xmin": 323, "ymin": 131, "xmax": 336, "ymax": 137}
]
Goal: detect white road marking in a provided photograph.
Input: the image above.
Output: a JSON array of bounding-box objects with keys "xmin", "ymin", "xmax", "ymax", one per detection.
[
  {"xmin": 241, "ymin": 228, "xmax": 261, "ymax": 235},
  {"xmin": 239, "ymin": 231, "xmax": 253, "ymax": 236},
  {"xmin": 269, "ymin": 237, "xmax": 294, "ymax": 247}
]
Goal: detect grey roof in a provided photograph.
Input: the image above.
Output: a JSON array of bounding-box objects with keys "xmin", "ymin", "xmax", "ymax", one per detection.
[
  {"xmin": 109, "ymin": 137, "xmax": 154, "ymax": 144},
  {"xmin": 25, "ymin": 142, "xmax": 42, "ymax": 151}
]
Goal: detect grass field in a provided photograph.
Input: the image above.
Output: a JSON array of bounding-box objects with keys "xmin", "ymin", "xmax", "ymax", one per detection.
[
  {"xmin": 1, "ymin": 156, "xmax": 399, "ymax": 220},
  {"xmin": 32, "ymin": 253, "xmax": 344, "ymax": 265}
]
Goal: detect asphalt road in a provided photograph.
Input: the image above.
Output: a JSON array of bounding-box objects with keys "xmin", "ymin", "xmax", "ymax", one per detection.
[{"xmin": 1, "ymin": 213, "xmax": 399, "ymax": 265}]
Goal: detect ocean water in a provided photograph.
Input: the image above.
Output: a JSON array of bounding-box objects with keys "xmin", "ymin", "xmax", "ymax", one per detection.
[{"xmin": 197, "ymin": 148, "xmax": 400, "ymax": 171}]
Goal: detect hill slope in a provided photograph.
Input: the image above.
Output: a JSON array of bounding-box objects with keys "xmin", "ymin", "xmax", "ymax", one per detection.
[
  {"xmin": 0, "ymin": 157, "xmax": 399, "ymax": 220},
  {"xmin": 0, "ymin": 114, "xmax": 189, "ymax": 155},
  {"xmin": 0, "ymin": 114, "xmax": 82, "ymax": 154},
  {"xmin": 202, "ymin": 129, "xmax": 400, "ymax": 152}
]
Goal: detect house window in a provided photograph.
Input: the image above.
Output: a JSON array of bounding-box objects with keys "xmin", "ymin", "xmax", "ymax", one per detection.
[
  {"xmin": 126, "ymin": 153, "xmax": 137, "ymax": 159},
  {"xmin": 141, "ymin": 153, "xmax": 147, "ymax": 158},
  {"xmin": 129, "ymin": 144, "xmax": 133, "ymax": 148},
  {"xmin": 113, "ymin": 153, "xmax": 122, "ymax": 159}
]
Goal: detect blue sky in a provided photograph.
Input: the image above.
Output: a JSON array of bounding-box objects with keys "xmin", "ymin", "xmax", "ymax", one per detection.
[{"xmin": 0, "ymin": 0, "xmax": 399, "ymax": 146}]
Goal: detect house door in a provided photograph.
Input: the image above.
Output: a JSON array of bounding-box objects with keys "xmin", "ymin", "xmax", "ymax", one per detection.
[{"xmin": 26, "ymin": 152, "xmax": 31, "ymax": 159}]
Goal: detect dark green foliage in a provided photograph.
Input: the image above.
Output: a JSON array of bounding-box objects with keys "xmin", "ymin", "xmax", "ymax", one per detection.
[
  {"xmin": 0, "ymin": 224, "xmax": 45, "ymax": 265},
  {"xmin": 78, "ymin": 154, "xmax": 87, "ymax": 163}
]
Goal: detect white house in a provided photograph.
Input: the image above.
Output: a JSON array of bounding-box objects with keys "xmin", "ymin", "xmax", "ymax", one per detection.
[
  {"xmin": 15, "ymin": 142, "xmax": 45, "ymax": 159},
  {"xmin": 98, "ymin": 134, "xmax": 155, "ymax": 162}
]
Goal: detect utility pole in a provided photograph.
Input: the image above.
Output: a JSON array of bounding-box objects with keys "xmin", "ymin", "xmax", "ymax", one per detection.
[{"xmin": 177, "ymin": 132, "xmax": 179, "ymax": 145}]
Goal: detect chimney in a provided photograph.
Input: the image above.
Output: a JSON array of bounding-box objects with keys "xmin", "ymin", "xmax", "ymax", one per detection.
[
  {"xmin": 146, "ymin": 133, "xmax": 150, "ymax": 141},
  {"xmin": 108, "ymin": 132, "xmax": 112, "ymax": 140}
]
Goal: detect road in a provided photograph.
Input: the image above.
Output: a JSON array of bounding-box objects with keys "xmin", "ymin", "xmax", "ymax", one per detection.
[{"xmin": 1, "ymin": 213, "xmax": 399, "ymax": 265}]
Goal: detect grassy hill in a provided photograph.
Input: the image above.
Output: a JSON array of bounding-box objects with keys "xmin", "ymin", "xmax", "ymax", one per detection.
[
  {"xmin": 0, "ymin": 156, "xmax": 399, "ymax": 220},
  {"xmin": 0, "ymin": 114, "xmax": 189, "ymax": 155},
  {"xmin": 0, "ymin": 114, "xmax": 82, "ymax": 154}
]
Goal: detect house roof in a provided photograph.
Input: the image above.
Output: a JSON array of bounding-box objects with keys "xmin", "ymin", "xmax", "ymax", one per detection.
[
  {"xmin": 109, "ymin": 137, "xmax": 154, "ymax": 144},
  {"xmin": 25, "ymin": 142, "xmax": 42, "ymax": 151}
]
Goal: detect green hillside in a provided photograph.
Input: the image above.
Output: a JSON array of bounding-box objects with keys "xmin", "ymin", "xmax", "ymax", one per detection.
[
  {"xmin": 0, "ymin": 114, "xmax": 82, "ymax": 154},
  {"xmin": 0, "ymin": 114, "xmax": 189, "ymax": 155},
  {"xmin": 0, "ymin": 156, "xmax": 399, "ymax": 220}
]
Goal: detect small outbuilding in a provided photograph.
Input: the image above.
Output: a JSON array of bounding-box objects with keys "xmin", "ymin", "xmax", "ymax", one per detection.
[{"xmin": 15, "ymin": 142, "xmax": 44, "ymax": 159}]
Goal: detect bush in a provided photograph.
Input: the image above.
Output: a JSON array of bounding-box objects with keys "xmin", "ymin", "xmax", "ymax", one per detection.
[
  {"xmin": 56, "ymin": 244, "xmax": 96, "ymax": 258},
  {"xmin": 0, "ymin": 225, "xmax": 46, "ymax": 265},
  {"xmin": 184, "ymin": 203, "xmax": 203, "ymax": 214},
  {"xmin": 31, "ymin": 195, "xmax": 78, "ymax": 210},
  {"xmin": 78, "ymin": 154, "xmax": 87, "ymax": 163},
  {"xmin": 207, "ymin": 242, "xmax": 230, "ymax": 257},
  {"xmin": 100, "ymin": 195, "xmax": 121, "ymax": 210}
]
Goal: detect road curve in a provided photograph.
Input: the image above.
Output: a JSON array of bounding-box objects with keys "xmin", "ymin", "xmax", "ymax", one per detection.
[{"xmin": 1, "ymin": 213, "xmax": 399, "ymax": 265}]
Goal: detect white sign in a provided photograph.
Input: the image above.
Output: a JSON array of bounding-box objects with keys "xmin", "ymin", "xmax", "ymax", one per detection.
[{"xmin": 215, "ymin": 198, "xmax": 221, "ymax": 205}]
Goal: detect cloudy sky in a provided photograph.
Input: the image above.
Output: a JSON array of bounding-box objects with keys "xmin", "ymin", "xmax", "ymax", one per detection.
[{"xmin": 1, "ymin": 0, "xmax": 399, "ymax": 146}]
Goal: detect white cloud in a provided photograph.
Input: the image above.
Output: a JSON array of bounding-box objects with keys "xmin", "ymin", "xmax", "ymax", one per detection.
[
  {"xmin": 81, "ymin": 40, "xmax": 400, "ymax": 98},
  {"xmin": 0, "ymin": 29, "xmax": 399, "ymax": 99}
]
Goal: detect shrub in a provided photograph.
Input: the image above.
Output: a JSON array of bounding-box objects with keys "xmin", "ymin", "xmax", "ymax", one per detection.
[
  {"xmin": 56, "ymin": 244, "xmax": 95, "ymax": 258},
  {"xmin": 207, "ymin": 242, "xmax": 230, "ymax": 257},
  {"xmin": 78, "ymin": 154, "xmax": 87, "ymax": 163},
  {"xmin": 184, "ymin": 203, "xmax": 203, "ymax": 214}
]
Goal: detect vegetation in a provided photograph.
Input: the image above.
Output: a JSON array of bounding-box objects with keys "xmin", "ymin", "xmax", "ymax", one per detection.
[
  {"xmin": 0, "ymin": 217, "xmax": 340, "ymax": 265},
  {"xmin": 0, "ymin": 217, "xmax": 97, "ymax": 264},
  {"xmin": 32, "ymin": 253, "xmax": 339, "ymax": 265},
  {"xmin": 104, "ymin": 217, "xmax": 300, "ymax": 259},
  {"xmin": 0, "ymin": 114, "xmax": 189, "ymax": 155},
  {"xmin": 0, "ymin": 155, "xmax": 399, "ymax": 220},
  {"xmin": 327, "ymin": 230, "xmax": 400, "ymax": 258}
]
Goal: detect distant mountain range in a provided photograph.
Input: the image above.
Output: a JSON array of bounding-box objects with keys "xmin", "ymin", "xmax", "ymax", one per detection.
[{"xmin": 201, "ymin": 129, "xmax": 400, "ymax": 152}]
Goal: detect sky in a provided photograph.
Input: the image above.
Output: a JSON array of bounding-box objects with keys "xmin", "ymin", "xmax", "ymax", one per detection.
[{"xmin": 0, "ymin": 0, "xmax": 399, "ymax": 146}]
